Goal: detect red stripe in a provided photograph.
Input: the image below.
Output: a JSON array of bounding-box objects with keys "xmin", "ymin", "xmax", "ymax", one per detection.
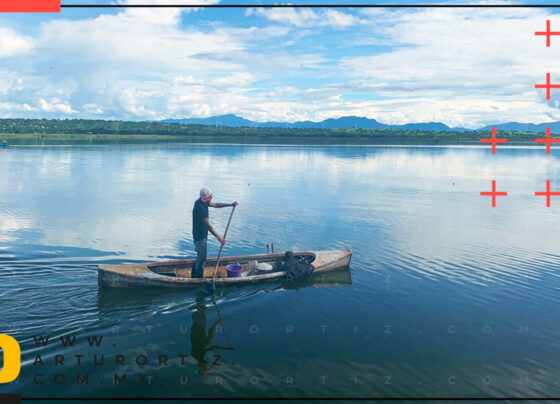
[{"xmin": 0, "ymin": 0, "xmax": 60, "ymax": 12}]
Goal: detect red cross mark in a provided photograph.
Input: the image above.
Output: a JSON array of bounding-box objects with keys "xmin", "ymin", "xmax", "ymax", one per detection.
[
  {"xmin": 535, "ymin": 180, "xmax": 560, "ymax": 207},
  {"xmin": 480, "ymin": 180, "xmax": 507, "ymax": 207},
  {"xmin": 480, "ymin": 127, "xmax": 507, "ymax": 154},
  {"xmin": 535, "ymin": 73, "xmax": 560, "ymax": 100},
  {"xmin": 534, "ymin": 127, "xmax": 560, "ymax": 154},
  {"xmin": 535, "ymin": 20, "xmax": 560, "ymax": 47}
]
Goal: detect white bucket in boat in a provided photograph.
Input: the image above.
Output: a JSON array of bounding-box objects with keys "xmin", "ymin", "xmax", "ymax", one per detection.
[{"xmin": 256, "ymin": 262, "xmax": 273, "ymax": 271}]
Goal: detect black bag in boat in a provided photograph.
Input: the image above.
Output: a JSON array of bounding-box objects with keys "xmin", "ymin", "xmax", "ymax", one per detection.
[{"xmin": 280, "ymin": 251, "xmax": 314, "ymax": 282}]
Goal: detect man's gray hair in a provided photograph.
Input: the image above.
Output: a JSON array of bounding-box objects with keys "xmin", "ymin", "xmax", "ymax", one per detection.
[{"xmin": 200, "ymin": 187, "xmax": 212, "ymax": 200}]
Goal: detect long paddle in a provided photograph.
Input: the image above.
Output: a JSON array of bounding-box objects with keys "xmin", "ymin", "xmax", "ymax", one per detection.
[{"xmin": 210, "ymin": 205, "xmax": 236, "ymax": 292}]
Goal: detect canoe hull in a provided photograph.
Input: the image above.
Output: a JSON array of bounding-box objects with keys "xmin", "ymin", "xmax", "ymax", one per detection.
[{"xmin": 98, "ymin": 249, "xmax": 351, "ymax": 288}]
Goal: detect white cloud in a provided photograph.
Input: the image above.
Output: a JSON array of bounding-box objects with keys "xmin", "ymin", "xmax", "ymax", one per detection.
[
  {"xmin": 37, "ymin": 10, "xmax": 244, "ymax": 71},
  {"xmin": 248, "ymin": 7, "xmax": 365, "ymax": 29},
  {"xmin": 38, "ymin": 98, "xmax": 77, "ymax": 114},
  {"xmin": 82, "ymin": 103, "xmax": 103, "ymax": 114},
  {"xmin": 0, "ymin": 73, "xmax": 28, "ymax": 95},
  {"xmin": 114, "ymin": 88, "xmax": 164, "ymax": 117},
  {"xmin": 0, "ymin": 102, "xmax": 38, "ymax": 115},
  {"xmin": 334, "ymin": 7, "xmax": 560, "ymax": 127},
  {"xmin": 0, "ymin": 6, "xmax": 257, "ymax": 119},
  {"xmin": 212, "ymin": 72, "xmax": 254, "ymax": 89},
  {"xmin": 173, "ymin": 75, "xmax": 203, "ymax": 86},
  {"xmin": 323, "ymin": 9, "xmax": 361, "ymax": 29},
  {"xmin": 0, "ymin": 27, "xmax": 33, "ymax": 57}
]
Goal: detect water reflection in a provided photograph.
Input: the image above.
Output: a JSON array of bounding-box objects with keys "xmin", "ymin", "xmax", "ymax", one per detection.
[
  {"xmin": 95, "ymin": 267, "xmax": 352, "ymax": 318},
  {"xmin": 190, "ymin": 296, "xmax": 236, "ymax": 380},
  {"xmin": 4, "ymin": 143, "xmax": 560, "ymax": 398}
]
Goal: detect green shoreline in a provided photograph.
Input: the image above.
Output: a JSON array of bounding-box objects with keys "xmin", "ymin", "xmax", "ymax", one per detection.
[{"xmin": 0, "ymin": 118, "xmax": 552, "ymax": 145}]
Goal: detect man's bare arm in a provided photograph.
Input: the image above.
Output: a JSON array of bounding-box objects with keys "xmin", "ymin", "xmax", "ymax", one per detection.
[
  {"xmin": 209, "ymin": 201, "xmax": 238, "ymax": 208},
  {"xmin": 204, "ymin": 217, "xmax": 225, "ymax": 245}
]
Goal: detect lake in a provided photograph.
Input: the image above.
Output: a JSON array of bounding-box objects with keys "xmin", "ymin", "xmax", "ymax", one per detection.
[{"xmin": 1, "ymin": 143, "xmax": 560, "ymax": 399}]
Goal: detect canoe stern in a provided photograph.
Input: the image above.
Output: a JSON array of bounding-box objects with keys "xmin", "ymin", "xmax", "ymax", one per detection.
[
  {"xmin": 312, "ymin": 248, "xmax": 352, "ymax": 273},
  {"xmin": 98, "ymin": 263, "xmax": 156, "ymax": 287}
]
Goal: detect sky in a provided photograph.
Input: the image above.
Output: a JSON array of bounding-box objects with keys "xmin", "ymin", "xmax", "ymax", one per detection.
[{"xmin": 2, "ymin": 1, "xmax": 560, "ymax": 129}]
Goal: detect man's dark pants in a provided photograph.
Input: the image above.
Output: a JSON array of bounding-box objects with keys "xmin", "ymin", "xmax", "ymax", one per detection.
[{"xmin": 192, "ymin": 238, "xmax": 207, "ymax": 278}]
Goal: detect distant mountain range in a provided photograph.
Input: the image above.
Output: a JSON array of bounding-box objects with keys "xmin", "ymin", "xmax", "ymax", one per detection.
[
  {"xmin": 479, "ymin": 121, "xmax": 560, "ymax": 134},
  {"xmin": 162, "ymin": 114, "xmax": 470, "ymax": 132},
  {"xmin": 162, "ymin": 114, "xmax": 560, "ymax": 134}
]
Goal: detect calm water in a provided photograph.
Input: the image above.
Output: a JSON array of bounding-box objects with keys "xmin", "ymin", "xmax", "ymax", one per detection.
[{"xmin": 1, "ymin": 143, "xmax": 560, "ymax": 399}]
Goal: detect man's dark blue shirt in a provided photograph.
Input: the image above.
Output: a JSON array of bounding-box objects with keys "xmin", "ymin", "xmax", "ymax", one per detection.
[{"xmin": 193, "ymin": 199, "xmax": 209, "ymax": 241}]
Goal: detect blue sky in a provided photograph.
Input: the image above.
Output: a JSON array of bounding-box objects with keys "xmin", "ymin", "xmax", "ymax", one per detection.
[{"xmin": 1, "ymin": 1, "xmax": 560, "ymax": 128}]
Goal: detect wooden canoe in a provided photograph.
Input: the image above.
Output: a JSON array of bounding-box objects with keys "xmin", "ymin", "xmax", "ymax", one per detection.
[{"xmin": 98, "ymin": 249, "xmax": 352, "ymax": 288}]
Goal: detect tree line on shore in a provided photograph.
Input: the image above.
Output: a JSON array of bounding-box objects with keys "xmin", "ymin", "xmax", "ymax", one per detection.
[{"xmin": 0, "ymin": 118, "xmax": 545, "ymax": 142}]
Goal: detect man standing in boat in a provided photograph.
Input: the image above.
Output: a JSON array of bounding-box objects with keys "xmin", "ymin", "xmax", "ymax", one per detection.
[{"xmin": 192, "ymin": 188, "xmax": 238, "ymax": 278}]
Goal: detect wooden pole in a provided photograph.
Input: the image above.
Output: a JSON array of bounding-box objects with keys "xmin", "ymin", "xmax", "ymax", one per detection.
[{"xmin": 210, "ymin": 205, "xmax": 236, "ymax": 291}]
